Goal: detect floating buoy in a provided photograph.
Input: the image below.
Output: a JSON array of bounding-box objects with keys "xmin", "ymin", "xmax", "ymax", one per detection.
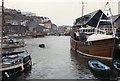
[{"xmin": 39, "ymin": 44, "xmax": 45, "ymax": 48}]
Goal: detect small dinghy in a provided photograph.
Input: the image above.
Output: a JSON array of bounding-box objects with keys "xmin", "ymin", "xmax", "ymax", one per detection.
[
  {"xmin": 39, "ymin": 44, "xmax": 45, "ymax": 48},
  {"xmin": 88, "ymin": 60, "xmax": 110, "ymax": 80}
]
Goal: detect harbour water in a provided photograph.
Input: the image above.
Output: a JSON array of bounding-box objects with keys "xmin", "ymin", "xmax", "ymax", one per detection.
[{"xmin": 3, "ymin": 36, "xmax": 95, "ymax": 80}]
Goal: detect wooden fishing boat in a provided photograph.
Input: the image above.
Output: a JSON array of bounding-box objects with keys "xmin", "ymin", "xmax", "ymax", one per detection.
[
  {"xmin": 71, "ymin": 34, "xmax": 114, "ymax": 59},
  {"xmin": 88, "ymin": 60, "xmax": 110, "ymax": 80},
  {"xmin": 70, "ymin": 2, "xmax": 118, "ymax": 61}
]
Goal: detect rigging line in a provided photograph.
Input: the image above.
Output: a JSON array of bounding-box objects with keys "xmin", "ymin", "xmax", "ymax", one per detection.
[
  {"xmin": 95, "ymin": 2, "xmax": 114, "ymax": 36},
  {"xmin": 95, "ymin": 2, "xmax": 108, "ymax": 35},
  {"xmin": 107, "ymin": 2, "xmax": 115, "ymax": 37}
]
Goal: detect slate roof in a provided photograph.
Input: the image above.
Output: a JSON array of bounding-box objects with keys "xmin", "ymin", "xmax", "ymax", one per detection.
[
  {"xmin": 74, "ymin": 9, "xmax": 120, "ymax": 27},
  {"xmin": 109, "ymin": 14, "xmax": 120, "ymax": 23},
  {"xmin": 98, "ymin": 14, "xmax": 120, "ymax": 25}
]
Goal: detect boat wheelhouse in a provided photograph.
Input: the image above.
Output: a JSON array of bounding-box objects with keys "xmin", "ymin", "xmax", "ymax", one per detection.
[{"xmin": 79, "ymin": 26, "xmax": 106, "ymax": 35}]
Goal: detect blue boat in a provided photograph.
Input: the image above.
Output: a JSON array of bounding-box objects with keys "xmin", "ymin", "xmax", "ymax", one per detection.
[
  {"xmin": 1, "ymin": 51, "xmax": 32, "ymax": 79},
  {"xmin": 88, "ymin": 60, "xmax": 110, "ymax": 80}
]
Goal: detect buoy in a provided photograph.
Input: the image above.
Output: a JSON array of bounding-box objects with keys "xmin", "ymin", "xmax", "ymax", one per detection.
[
  {"xmin": 39, "ymin": 44, "xmax": 45, "ymax": 48},
  {"xmin": 5, "ymin": 72, "xmax": 10, "ymax": 78}
]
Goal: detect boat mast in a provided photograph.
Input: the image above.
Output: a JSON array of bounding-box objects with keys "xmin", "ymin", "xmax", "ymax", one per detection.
[
  {"xmin": 81, "ymin": 2, "xmax": 85, "ymax": 27},
  {"xmin": 1, "ymin": 0, "xmax": 4, "ymax": 53},
  {"xmin": 107, "ymin": 2, "xmax": 115, "ymax": 37}
]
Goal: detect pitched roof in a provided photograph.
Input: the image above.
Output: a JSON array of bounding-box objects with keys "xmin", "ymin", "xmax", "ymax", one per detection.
[
  {"xmin": 99, "ymin": 14, "xmax": 120, "ymax": 25},
  {"xmin": 109, "ymin": 14, "xmax": 120, "ymax": 23},
  {"xmin": 74, "ymin": 9, "xmax": 107, "ymax": 27}
]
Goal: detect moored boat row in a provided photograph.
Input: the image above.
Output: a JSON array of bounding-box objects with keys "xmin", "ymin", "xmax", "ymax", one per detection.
[
  {"xmin": 70, "ymin": 1, "xmax": 119, "ymax": 63},
  {"xmin": 70, "ymin": 2, "xmax": 120, "ymax": 80},
  {"xmin": 1, "ymin": 36, "xmax": 24, "ymax": 49},
  {"xmin": 0, "ymin": 0, "xmax": 32, "ymax": 79}
]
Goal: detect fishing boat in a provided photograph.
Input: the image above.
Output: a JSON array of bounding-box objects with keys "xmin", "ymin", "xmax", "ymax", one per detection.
[
  {"xmin": 1, "ymin": 51, "xmax": 32, "ymax": 78},
  {"xmin": 0, "ymin": 0, "xmax": 32, "ymax": 79},
  {"xmin": 1, "ymin": 51, "xmax": 24, "ymax": 78},
  {"xmin": 88, "ymin": 60, "xmax": 110, "ymax": 80},
  {"xmin": 1, "ymin": 35, "xmax": 24, "ymax": 49},
  {"xmin": 70, "ymin": 2, "xmax": 119, "ymax": 61}
]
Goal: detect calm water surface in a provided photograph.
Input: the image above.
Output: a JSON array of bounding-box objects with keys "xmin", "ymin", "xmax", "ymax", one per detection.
[{"xmin": 4, "ymin": 36, "xmax": 95, "ymax": 79}]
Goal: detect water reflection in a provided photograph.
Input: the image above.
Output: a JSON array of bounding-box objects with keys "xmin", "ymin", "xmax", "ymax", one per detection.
[
  {"xmin": 2, "ymin": 36, "xmax": 110, "ymax": 80},
  {"xmin": 70, "ymin": 51, "xmax": 95, "ymax": 79}
]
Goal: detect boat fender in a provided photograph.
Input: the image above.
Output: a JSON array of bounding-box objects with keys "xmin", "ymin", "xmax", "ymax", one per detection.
[
  {"xmin": 5, "ymin": 72, "xmax": 10, "ymax": 78},
  {"xmin": 21, "ymin": 64, "xmax": 24, "ymax": 71}
]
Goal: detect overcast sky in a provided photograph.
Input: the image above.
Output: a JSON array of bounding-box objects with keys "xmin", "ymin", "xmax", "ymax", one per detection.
[{"xmin": 2, "ymin": 0, "xmax": 120, "ymax": 26}]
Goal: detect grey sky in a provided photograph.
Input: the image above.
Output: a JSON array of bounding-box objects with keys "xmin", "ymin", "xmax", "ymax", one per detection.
[{"xmin": 3, "ymin": 0, "xmax": 119, "ymax": 26}]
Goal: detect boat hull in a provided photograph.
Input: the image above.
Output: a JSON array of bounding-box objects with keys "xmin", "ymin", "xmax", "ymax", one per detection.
[
  {"xmin": 2, "ymin": 43, "xmax": 24, "ymax": 49},
  {"xmin": 70, "ymin": 38, "xmax": 112, "ymax": 60},
  {"xmin": 23, "ymin": 54, "xmax": 32, "ymax": 69},
  {"xmin": 1, "ymin": 54, "xmax": 32, "ymax": 79},
  {"xmin": 1, "ymin": 63, "xmax": 24, "ymax": 79}
]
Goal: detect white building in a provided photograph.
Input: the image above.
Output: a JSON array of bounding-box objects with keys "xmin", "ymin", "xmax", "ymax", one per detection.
[{"xmin": 22, "ymin": 12, "xmax": 36, "ymax": 16}]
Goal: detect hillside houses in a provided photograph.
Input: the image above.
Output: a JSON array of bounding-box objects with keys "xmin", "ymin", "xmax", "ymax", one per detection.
[
  {"xmin": 0, "ymin": 7, "xmax": 72, "ymax": 36},
  {"xmin": 57, "ymin": 25, "xmax": 72, "ymax": 36},
  {"xmin": 2, "ymin": 7, "xmax": 58, "ymax": 36}
]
